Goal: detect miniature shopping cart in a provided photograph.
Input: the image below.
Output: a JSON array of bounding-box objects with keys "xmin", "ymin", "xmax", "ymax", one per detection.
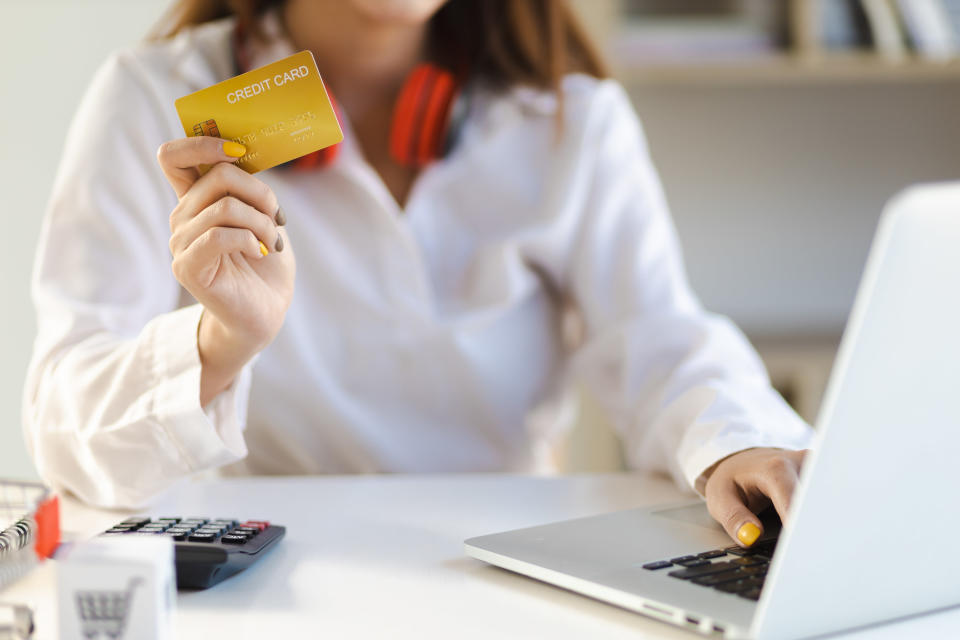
[
  {"xmin": 73, "ymin": 577, "xmax": 143, "ymax": 640},
  {"xmin": 0, "ymin": 480, "xmax": 60, "ymax": 591}
]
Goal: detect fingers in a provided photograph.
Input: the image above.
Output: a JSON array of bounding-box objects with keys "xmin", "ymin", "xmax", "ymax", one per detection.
[
  {"xmin": 157, "ymin": 137, "xmax": 247, "ymax": 198},
  {"xmin": 705, "ymin": 449, "xmax": 807, "ymax": 548},
  {"xmin": 171, "ymin": 196, "xmax": 282, "ymax": 257},
  {"xmin": 170, "ymin": 161, "xmax": 284, "ymax": 231},
  {"xmin": 163, "ymin": 143, "xmax": 290, "ymax": 300},
  {"xmin": 172, "ymin": 227, "xmax": 263, "ymax": 291},
  {"xmin": 707, "ymin": 482, "xmax": 766, "ymax": 548},
  {"xmin": 754, "ymin": 454, "xmax": 801, "ymax": 527}
]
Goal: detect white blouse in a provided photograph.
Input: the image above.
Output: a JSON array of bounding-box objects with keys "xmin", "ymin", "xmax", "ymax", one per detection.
[{"xmin": 23, "ymin": 16, "xmax": 813, "ymax": 508}]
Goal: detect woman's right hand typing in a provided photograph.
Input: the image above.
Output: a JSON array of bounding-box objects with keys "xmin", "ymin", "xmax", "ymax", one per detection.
[{"xmin": 157, "ymin": 137, "xmax": 295, "ymax": 405}]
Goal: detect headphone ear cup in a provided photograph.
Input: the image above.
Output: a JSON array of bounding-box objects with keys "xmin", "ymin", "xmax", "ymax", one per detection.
[
  {"xmin": 291, "ymin": 141, "xmax": 340, "ymax": 170},
  {"xmin": 315, "ymin": 143, "xmax": 340, "ymax": 167},
  {"xmin": 390, "ymin": 64, "xmax": 459, "ymax": 168}
]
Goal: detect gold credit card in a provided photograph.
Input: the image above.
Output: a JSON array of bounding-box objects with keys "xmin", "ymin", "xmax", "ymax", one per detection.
[{"xmin": 175, "ymin": 50, "xmax": 343, "ymax": 173}]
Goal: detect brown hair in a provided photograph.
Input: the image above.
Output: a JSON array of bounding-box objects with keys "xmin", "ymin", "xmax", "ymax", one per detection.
[{"xmin": 152, "ymin": 0, "xmax": 608, "ymax": 93}]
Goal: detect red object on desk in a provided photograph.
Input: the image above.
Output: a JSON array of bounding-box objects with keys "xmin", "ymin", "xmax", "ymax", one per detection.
[{"xmin": 34, "ymin": 494, "xmax": 60, "ymax": 558}]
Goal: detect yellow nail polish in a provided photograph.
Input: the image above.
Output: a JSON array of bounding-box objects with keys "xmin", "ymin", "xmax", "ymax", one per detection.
[
  {"xmin": 259, "ymin": 241, "xmax": 269, "ymax": 257},
  {"xmin": 223, "ymin": 141, "xmax": 247, "ymax": 158},
  {"xmin": 737, "ymin": 522, "xmax": 761, "ymax": 547}
]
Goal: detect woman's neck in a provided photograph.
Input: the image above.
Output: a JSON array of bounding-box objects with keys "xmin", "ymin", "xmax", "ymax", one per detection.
[{"xmin": 280, "ymin": 0, "xmax": 428, "ymax": 121}]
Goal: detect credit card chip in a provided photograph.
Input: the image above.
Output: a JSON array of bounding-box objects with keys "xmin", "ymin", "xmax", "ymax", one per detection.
[{"xmin": 192, "ymin": 118, "xmax": 220, "ymax": 137}]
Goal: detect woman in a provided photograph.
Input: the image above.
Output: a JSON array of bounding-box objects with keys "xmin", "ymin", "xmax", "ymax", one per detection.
[{"xmin": 23, "ymin": 0, "xmax": 812, "ymax": 547}]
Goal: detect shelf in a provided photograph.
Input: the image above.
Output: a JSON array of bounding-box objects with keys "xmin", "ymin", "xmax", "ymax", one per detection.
[{"xmin": 614, "ymin": 53, "xmax": 960, "ymax": 87}]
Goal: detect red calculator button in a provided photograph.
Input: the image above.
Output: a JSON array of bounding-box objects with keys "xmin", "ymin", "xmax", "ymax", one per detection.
[{"xmin": 241, "ymin": 520, "xmax": 269, "ymax": 531}]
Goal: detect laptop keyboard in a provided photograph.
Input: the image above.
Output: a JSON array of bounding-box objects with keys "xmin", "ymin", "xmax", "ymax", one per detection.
[{"xmin": 641, "ymin": 538, "xmax": 779, "ymax": 602}]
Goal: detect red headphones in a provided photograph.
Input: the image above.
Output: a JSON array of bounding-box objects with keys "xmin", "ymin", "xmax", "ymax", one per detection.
[{"xmin": 232, "ymin": 23, "xmax": 464, "ymax": 170}]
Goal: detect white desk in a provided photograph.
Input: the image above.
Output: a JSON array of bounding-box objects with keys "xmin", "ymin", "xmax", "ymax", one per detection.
[{"xmin": 5, "ymin": 473, "xmax": 960, "ymax": 639}]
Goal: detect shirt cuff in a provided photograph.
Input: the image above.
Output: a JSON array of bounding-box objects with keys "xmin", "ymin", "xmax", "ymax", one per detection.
[
  {"xmin": 680, "ymin": 419, "xmax": 816, "ymax": 498},
  {"xmin": 146, "ymin": 304, "xmax": 249, "ymax": 471}
]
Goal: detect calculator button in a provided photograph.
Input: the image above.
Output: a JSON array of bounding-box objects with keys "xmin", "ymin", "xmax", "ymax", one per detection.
[
  {"xmin": 166, "ymin": 531, "xmax": 190, "ymax": 541},
  {"xmin": 187, "ymin": 532, "xmax": 218, "ymax": 543},
  {"xmin": 220, "ymin": 534, "xmax": 248, "ymax": 545},
  {"xmin": 197, "ymin": 527, "xmax": 226, "ymax": 535},
  {"xmin": 120, "ymin": 517, "xmax": 151, "ymax": 526},
  {"xmin": 155, "ymin": 518, "xmax": 181, "ymax": 524},
  {"xmin": 234, "ymin": 527, "xmax": 259, "ymax": 536},
  {"xmin": 196, "ymin": 531, "xmax": 224, "ymax": 539},
  {"xmin": 181, "ymin": 518, "xmax": 209, "ymax": 525},
  {"xmin": 241, "ymin": 521, "xmax": 269, "ymax": 531},
  {"xmin": 210, "ymin": 519, "xmax": 239, "ymax": 528}
]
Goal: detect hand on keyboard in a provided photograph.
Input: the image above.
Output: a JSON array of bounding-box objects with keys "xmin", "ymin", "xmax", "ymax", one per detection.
[{"xmin": 699, "ymin": 448, "xmax": 808, "ymax": 547}]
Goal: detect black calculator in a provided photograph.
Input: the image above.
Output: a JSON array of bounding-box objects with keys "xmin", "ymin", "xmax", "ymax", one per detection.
[{"xmin": 101, "ymin": 517, "xmax": 286, "ymax": 589}]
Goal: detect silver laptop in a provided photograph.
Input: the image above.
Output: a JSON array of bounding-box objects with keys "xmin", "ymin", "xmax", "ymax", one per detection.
[{"xmin": 465, "ymin": 182, "xmax": 960, "ymax": 640}]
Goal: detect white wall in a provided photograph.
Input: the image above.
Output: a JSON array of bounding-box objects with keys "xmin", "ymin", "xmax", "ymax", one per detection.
[{"xmin": 0, "ymin": 0, "xmax": 170, "ymax": 480}]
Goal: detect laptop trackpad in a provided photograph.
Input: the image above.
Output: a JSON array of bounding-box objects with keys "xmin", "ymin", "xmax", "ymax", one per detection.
[
  {"xmin": 652, "ymin": 503, "xmax": 783, "ymax": 538},
  {"xmin": 650, "ymin": 503, "xmax": 725, "ymax": 532}
]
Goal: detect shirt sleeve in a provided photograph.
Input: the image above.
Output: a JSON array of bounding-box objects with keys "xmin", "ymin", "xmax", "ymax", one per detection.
[
  {"xmin": 558, "ymin": 80, "xmax": 815, "ymax": 493},
  {"xmin": 22, "ymin": 51, "xmax": 251, "ymax": 508}
]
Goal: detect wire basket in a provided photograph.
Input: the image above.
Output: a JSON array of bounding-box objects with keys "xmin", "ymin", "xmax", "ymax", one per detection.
[
  {"xmin": 74, "ymin": 576, "xmax": 142, "ymax": 640},
  {"xmin": 0, "ymin": 481, "xmax": 60, "ymax": 592}
]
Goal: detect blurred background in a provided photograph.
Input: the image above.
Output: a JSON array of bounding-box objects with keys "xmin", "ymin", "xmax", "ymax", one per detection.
[{"xmin": 1, "ymin": 0, "xmax": 958, "ymax": 479}]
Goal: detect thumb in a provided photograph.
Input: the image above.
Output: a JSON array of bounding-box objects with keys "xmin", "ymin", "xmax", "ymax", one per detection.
[{"xmin": 707, "ymin": 485, "xmax": 764, "ymax": 548}]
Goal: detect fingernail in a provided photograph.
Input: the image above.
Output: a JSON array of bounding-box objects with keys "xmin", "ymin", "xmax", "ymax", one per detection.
[
  {"xmin": 274, "ymin": 234, "xmax": 284, "ymax": 252},
  {"xmin": 259, "ymin": 241, "xmax": 269, "ymax": 256},
  {"xmin": 275, "ymin": 206, "xmax": 287, "ymax": 226},
  {"xmin": 223, "ymin": 141, "xmax": 247, "ymax": 158},
  {"xmin": 737, "ymin": 522, "xmax": 761, "ymax": 547}
]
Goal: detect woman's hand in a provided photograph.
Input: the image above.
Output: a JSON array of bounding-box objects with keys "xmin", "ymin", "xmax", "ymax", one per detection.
[
  {"xmin": 703, "ymin": 448, "xmax": 808, "ymax": 547},
  {"xmin": 157, "ymin": 137, "xmax": 295, "ymax": 405}
]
